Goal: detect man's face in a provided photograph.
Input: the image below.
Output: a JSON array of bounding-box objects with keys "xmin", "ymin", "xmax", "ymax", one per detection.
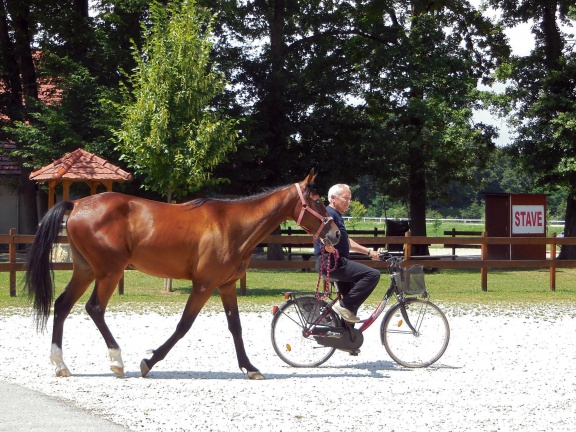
[{"xmin": 332, "ymin": 187, "xmax": 351, "ymax": 214}]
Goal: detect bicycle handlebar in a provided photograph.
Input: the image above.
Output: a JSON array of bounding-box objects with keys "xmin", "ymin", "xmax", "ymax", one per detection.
[{"xmin": 378, "ymin": 252, "xmax": 404, "ymax": 271}]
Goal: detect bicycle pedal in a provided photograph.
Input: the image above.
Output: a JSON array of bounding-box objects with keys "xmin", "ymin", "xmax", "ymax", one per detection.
[{"xmin": 339, "ymin": 348, "xmax": 360, "ymax": 356}]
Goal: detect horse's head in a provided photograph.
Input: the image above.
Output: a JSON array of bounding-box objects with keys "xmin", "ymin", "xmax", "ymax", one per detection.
[{"xmin": 293, "ymin": 169, "xmax": 341, "ymax": 246}]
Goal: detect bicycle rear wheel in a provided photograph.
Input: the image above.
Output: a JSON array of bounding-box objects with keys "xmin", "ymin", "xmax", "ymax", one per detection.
[
  {"xmin": 380, "ymin": 298, "xmax": 450, "ymax": 368},
  {"xmin": 271, "ymin": 297, "xmax": 339, "ymax": 367}
]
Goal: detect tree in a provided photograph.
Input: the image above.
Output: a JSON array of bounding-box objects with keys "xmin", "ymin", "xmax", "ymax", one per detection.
[
  {"xmin": 349, "ymin": 1, "xmax": 508, "ymax": 253},
  {"xmin": 202, "ymin": 0, "xmax": 387, "ymax": 193},
  {"xmin": 491, "ymin": 0, "xmax": 576, "ymax": 258},
  {"xmin": 114, "ymin": 0, "xmax": 238, "ymax": 202},
  {"xmin": 2, "ymin": 0, "xmax": 152, "ymax": 224},
  {"xmin": 0, "ymin": 0, "xmax": 40, "ymax": 233}
]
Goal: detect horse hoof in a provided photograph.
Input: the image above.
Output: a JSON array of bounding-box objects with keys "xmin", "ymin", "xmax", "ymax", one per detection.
[
  {"xmin": 56, "ymin": 368, "xmax": 72, "ymax": 378},
  {"xmin": 140, "ymin": 359, "xmax": 150, "ymax": 377},
  {"xmin": 247, "ymin": 370, "xmax": 265, "ymax": 380},
  {"xmin": 111, "ymin": 365, "xmax": 125, "ymax": 377}
]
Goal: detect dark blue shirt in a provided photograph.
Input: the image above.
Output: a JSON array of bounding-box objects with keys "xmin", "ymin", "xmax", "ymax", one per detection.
[{"xmin": 314, "ymin": 205, "xmax": 349, "ymax": 259}]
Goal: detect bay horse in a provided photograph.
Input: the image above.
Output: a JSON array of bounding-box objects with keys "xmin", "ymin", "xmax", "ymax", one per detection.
[{"xmin": 24, "ymin": 169, "xmax": 340, "ymax": 380}]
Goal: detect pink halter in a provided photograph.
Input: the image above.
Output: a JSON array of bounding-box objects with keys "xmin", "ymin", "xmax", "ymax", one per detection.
[{"xmin": 294, "ymin": 183, "xmax": 333, "ymax": 242}]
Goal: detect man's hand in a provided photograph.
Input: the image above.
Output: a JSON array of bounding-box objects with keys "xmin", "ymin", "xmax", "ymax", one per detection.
[
  {"xmin": 324, "ymin": 244, "xmax": 336, "ymax": 253},
  {"xmin": 368, "ymin": 250, "xmax": 379, "ymax": 260}
]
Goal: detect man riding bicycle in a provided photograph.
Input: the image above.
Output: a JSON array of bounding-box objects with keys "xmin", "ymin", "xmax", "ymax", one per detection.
[{"xmin": 314, "ymin": 184, "xmax": 380, "ymax": 322}]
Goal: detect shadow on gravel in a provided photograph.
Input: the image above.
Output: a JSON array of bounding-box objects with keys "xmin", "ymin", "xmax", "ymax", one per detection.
[
  {"xmin": 66, "ymin": 360, "xmax": 461, "ymax": 381},
  {"xmin": 103, "ymin": 361, "xmax": 400, "ymax": 380}
]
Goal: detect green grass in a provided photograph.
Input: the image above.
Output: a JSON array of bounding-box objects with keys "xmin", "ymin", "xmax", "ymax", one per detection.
[{"xmin": 2, "ymin": 267, "xmax": 575, "ymax": 315}]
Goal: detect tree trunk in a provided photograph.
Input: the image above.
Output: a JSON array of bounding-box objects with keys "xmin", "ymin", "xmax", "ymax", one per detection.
[
  {"xmin": 540, "ymin": 0, "xmax": 563, "ymax": 70},
  {"xmin": 540, "ymin": 0, "xmax": 572, "ymax": 259},
  {"xmin": 164, "ymin": 187, "xmax": 174, "ymax": 291},
  {"xmin": 73, "ymin": 0, "xmax": 89, "ymax": 18},
  {"xmin": 267, "ymin": 225, "xmax": 284, "ymax": 261},
  {"xmin": 408, "ymin": 144, "xmax": 429, "ymax": 256},
  {"xmin": 0, "ymin": 0, "xmax": 24, "ymax": 121},
  {"xmin": 2, "ymin": 0, "xmax": 38, "ymax": 233},
  {"xmin": 6, "ymin": 0, "xmax": 38, "ymax": 102},
  {"xmin": 262, "ymin": 0, "xmax": 286, "ymax": 261},
  {"xmin": 558, "ymin": 187, "xmax": 576, "ymax": 259}
]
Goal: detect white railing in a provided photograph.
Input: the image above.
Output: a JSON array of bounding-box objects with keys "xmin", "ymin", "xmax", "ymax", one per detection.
[{"xmin": 342, "ymin": 217, "xmax": 565, "ymax": 226}]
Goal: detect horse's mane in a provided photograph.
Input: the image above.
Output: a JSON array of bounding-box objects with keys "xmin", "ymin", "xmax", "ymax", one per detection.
[{"xmin": 182, "ymin": 183, "xmax": 308, "ymax": 210}]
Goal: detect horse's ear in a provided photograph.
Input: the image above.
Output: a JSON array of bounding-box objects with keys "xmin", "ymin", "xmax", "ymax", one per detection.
[{"xmin": 305, "ymin": 168, "xmax": 317, "ymax": 186}]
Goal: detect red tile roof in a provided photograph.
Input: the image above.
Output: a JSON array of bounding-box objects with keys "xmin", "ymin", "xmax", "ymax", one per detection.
[
  {"xmin": 29, "ymin": 148, "xmax": 132, "ymax": 182},
  {"xmin": 0, "ymin": 141, "xmax": 20, "ymax": 176},
  {"xmin": 0, "ymin": 50, "xmax": 61, "ymax": 122}
]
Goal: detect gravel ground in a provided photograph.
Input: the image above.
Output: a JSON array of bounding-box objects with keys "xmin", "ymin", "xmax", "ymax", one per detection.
[{"xmin": 1, "ymin": 302, "xmax": 575, "ymax": 432}]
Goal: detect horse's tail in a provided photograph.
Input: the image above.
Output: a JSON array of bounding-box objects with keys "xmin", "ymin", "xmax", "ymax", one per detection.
[{"xmin": 25, "ymin": 201, "xmax": 74, "ymax": 331}]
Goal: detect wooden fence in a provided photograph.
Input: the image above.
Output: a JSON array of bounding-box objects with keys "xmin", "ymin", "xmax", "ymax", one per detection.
[{"xmin": 3, "ymin": 228, "xmax": 576, "ymax": 296}]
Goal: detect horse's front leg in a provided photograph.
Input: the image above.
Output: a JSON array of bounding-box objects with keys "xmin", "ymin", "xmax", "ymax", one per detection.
[
  {"xmin": 140, "ymin": 283, "xmax": 213, "ymax": 377},
  {"xmin": 219, "ymin": 281, "xmax": 265, "ymax": 380}
]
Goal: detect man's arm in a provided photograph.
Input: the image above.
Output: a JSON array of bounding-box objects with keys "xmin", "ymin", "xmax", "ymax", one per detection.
[{"xmin": 349, "ymin": 238, "xmax": 379, "ymax": 260}]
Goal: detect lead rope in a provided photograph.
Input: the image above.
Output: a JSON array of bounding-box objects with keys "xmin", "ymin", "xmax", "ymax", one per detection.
[{"xmin": 315, "ymin": 245, "xmax": 339, "ymax": 300}]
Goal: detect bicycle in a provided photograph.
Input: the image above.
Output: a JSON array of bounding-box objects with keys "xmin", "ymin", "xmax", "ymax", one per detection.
[{"xmin": 270, "ymin": 252, "xmax": 450, "ymax": 368}]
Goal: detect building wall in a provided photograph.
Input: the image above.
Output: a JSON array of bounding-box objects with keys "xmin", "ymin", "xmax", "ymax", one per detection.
[
  {"xmin": 1, "ymin": 141, "xmax": 20, "ymax": 236},
  {"xmin": 0, "ymin": 184, "xmax": 18, "ymax": 236}
]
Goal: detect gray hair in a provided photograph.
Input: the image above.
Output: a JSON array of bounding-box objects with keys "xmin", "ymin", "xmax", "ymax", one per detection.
[{"xmin": 328, "ymin": 184, "xmax": 350, "ymax": 202}]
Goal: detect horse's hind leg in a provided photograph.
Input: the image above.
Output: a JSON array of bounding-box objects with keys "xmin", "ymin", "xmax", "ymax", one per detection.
[
  {"xmin": 219, "ymin": 281, "xmax": 264, "ymax": 380},
  {"xmin": 51, "ymin": 266, "xmax": 95, "ymax": 377},
  {"xmin": 85, "ymin": 270, "xmax": 126, "ymax": 377}
]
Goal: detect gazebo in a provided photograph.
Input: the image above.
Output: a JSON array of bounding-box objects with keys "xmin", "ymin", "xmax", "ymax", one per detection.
[{"xmin": 29, "ymin": 148, "xmax": 133, "ymax": 208}]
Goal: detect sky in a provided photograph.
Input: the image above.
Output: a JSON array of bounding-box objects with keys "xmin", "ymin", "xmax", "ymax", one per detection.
[
  {"xmin": 472, "ymin": 20, "xmax": 535, "ymax": 147},
  {"xmin": 472, "ymin": 8, "xmax": 573, "ymax": 147}
]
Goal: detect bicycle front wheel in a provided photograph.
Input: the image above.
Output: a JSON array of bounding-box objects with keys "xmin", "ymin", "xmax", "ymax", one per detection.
[
  {"xmin": 380, "ymin": 298, "xmax": 450, "ymax": 368},
  {"xmin": 271, "ymin": 297, "xmax": 339, "ymax": 368}
]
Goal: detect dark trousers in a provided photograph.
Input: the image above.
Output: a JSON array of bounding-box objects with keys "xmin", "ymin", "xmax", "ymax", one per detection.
[{"xmin": 316, "ymin": 256, "xmax": 380, "ymax": 314}]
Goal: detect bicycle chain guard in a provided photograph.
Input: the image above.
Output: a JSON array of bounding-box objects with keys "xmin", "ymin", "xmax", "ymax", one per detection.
[{"xmin": 313, "ymin": 327, "xmax": 364, "ymax": 351}]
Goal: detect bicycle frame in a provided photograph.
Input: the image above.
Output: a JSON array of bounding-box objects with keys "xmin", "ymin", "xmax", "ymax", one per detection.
[{"xmin": 293, "ymin": 278, "xmax": 397, "ymax": 336}]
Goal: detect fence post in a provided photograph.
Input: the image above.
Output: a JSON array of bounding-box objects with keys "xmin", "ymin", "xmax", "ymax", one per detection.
[
  {"xmin": 550, "ymin": 232, "xmax": 556, "ymax": 291},
  {"xmin": 451, "ymin": 228, "xmax": 456, "ymax": 258},
  {"xmin": 9, "ymin": 228, "xmax": 16, "ymax": 297},
  {"xmin": 404, "ymin": 231, "xmax": 411, "ymax": 261},
  {"xmin": 287, "ymin": 226, "xmax": 292, "ymax": 259},
  {"xmin": 240, "ymin": 275, "xmax": 247, "ymax": 295},
  {"xmin": 481, "ymin": 231, "xmax": 488, "ymax": 291}
]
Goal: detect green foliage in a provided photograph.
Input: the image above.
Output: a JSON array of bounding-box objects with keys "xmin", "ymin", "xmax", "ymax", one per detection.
[
  {"xmin": 426, "ymin": 210, "xmax": 444, "ymax": 236},
  {"xmin": 485, "ymin": 0, "xmax": 576, "ymax": 253},
  {"xmin": 348, "ymin": 4, "xmax": 509, "ymax": 235},
  {"xmin": 346, "ymin": 200, "xmax": 367, "ymax": 229},
  {"xmin": 8, "ymin": 57, "xmax": 121, "ymax": 169},
  {"xmin": 8, "ymin": 104, "xmax": 78, "ymax": 168},
  {"xmin": 460, "ymin": 201, "xmax": 485, "ymax": 219},
  {"xmin": 114, "ymin": 0, "xmax": 238, "ymax": 199}
]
